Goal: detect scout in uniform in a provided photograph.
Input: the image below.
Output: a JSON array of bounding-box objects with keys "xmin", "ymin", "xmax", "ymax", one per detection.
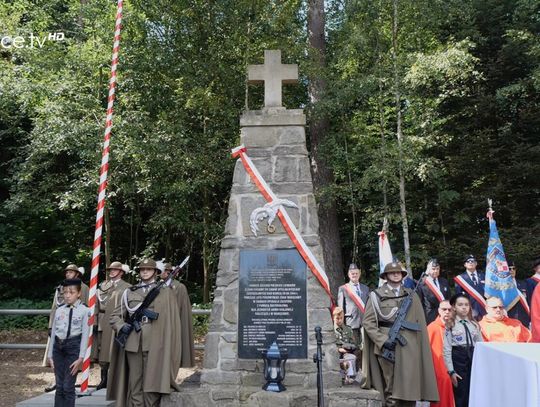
[
  {"xmin": 443, "ymin": 294, "xmax": 482, "ymax": 407},
  {"xmin": 43, "ymin": 264, "xmax": 90, "ymax": 392},
  {"xmin": 107, "ymin": 258, "xmax": 181, "ymax": 407},
  {"xmin": 160, "ymin": 262, "xmax": 195, "ymax": 367},
  {"xmin": 362, "ymin": 262, "xmax": 439, "ymax": 407},
  {"xmin": 47, "ymin": 278, "xmax": 91, "ymax": 407},
  {"xmin": 95, "ymin": 261, "xmax": 132, "ymax": 390}
]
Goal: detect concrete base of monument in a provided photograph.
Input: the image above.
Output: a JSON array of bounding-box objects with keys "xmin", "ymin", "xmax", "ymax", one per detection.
[
  {"xmin": 161, "ymin": 382, "xmax": 382, "ymax": 407},
  {"xmin": 16, "ymin": 388, "xmax": 115, "ymax": 407}
]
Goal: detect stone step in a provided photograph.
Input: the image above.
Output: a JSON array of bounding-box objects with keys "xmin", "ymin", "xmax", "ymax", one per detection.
[{"xmin": 16, "ymin": 388, "xmax": 115, "ymax": 407}]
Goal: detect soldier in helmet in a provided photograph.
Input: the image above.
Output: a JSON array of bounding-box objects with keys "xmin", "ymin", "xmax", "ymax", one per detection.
[
  {"xmin": 160, "ymin": 262, "xmax": 195, "ymax": 368},
  {"xmin": 43, "ymin": 264, "xmax": 90, "ymax": 392},
  {"xmin": 107, "ymin": 258, "xmax": 181, "ymax": 407},
  {"xmin": 362, "ymin": 262, "xmax": 438, "ymax": 406},
  {"xmin": 94, "ymin": 261, "xmax": 132, "ymax": 390}
]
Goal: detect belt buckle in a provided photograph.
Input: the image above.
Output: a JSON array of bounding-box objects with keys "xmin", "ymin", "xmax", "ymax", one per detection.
[{"xmin": 141, "ymin": 316, "xmax": 149, "ymax": 324}]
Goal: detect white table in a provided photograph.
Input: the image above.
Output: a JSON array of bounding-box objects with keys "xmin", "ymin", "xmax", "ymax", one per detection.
[{"xmin": 469, "ymin": 342, "xmax": 540, "ymax": 407}]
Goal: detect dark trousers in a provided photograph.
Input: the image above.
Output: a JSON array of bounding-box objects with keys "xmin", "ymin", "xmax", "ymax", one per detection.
[
  {"xmin": 451, "ymin": 346, "xmax": 474, "ymax": 407},
  {"xmin": 52, "ymin": 336, "xmax": 81, "ymax": 407}
]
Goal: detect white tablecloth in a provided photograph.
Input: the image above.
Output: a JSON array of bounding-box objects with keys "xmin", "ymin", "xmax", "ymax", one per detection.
[{"xmin": 469, "ymin": 342, "xmax": 540, "ymax": 407}]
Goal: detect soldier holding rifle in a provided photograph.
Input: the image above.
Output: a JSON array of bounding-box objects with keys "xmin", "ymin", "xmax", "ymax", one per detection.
[
  {"xmin": 362, "ymin": 262, "xmax": 438, "ymax": 407},
  {"xmin": 107, "ymin": 258, "xmax": 182, "ymax": 407}
]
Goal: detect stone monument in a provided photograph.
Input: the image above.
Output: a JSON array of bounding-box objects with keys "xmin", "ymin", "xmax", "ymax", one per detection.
[{"xmin": 163, "ymin": 50, "xmax": 380, "ymax": 407}]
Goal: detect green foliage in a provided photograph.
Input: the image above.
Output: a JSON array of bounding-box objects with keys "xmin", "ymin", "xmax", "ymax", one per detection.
[
  {"xmin": 0, "ymin": 0, "xmax": 539, "ymax": 302},
  {"xmin": 0, "ymin": 298, "xmax": 50, "ymax": 330}
]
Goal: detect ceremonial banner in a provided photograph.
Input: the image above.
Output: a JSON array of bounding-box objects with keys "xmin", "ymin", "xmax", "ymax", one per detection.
[{"xmin": 485, "ymin": 211, "xmax": 519, "ymax": 310}]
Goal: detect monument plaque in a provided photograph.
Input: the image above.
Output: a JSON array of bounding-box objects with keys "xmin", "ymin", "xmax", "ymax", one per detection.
[{"xmin": 238, "ymin": 249, "xmax": 307, "ymax": 359}]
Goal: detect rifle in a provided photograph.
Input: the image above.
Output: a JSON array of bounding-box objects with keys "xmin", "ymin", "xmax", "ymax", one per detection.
[
  {"xmin": 115, "ymin": 256, "xmax": 190, "ymax": 348},
  {"xmin": 312, "ymin": 326, "xmax": 325, "ymax": 407},
  {"xmin": 380, "ymin": 273, "xmax": 425, "ymax": 363}
]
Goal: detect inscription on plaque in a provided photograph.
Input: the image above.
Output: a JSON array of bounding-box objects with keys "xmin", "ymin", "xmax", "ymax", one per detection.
[{"xmin": 238, "ymin": 249, "xmax": 307, "ymax": 359}]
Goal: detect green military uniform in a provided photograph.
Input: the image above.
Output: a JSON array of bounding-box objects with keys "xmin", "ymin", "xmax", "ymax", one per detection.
[
  {"xmin": 362, "ymin": 262, "xmax": 439, "ymax": 407},
  {"xmin": 335, "ymin": 324, "xmax": 358, "ymax": 351},
  {"xmin": 107, "ymin": 259, "xmax": 181, "ymax": 407},
  {"xmin": 162, "ymin": 263, "xmax": 195, "ymax": 367}
]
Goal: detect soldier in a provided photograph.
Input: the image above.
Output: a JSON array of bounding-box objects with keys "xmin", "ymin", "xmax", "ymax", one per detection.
[
  {"xmin": 337, "ymin": 263, "xmax": 370, "ymax": 348},
  {"xmin": 107, "ymin": 258, "xmax": 181, "ymax": 407},
  {"xmin": 94, "ymin": 261, "xmax": 131, "ymax": 390},
  {"xmin": 454, "ymin": 255, "xmax": 486, "ymax": 321},
  {"xmin": 43, "ymin": 264, "xmax": 89, "ymax": 392},
  {"xmin": 160, "ymin": 262, "xmax": 195, "ymax": 367},
  {"xmin": 506, "ymin": 260, "xmax": 531, "ymax": 327},
  {"xmin": 418, "ymin": 259, "xmax": 451, "ymax": 324},
  {"xmin": 362, "ymin": 262, "xmax": 438, "ymax": 407}
]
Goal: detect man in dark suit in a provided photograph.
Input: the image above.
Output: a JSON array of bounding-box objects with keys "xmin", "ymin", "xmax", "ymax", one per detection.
[
  {"xmin": 507, "ymin": 261, "xmax": 531, "ymax": 327},
  {"xmin": 526, "ymin": 257, "xmax": 540, "ymax": 307},
  {"xmin": 454, "ymin": 254, "xmax": 486, "ymax": 321},
  {"xmin": 419, "ymin": 258, "xmax": 451, "ymax": 324}
]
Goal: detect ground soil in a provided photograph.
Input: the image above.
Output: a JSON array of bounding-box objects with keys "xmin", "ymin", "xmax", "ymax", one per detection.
[{"xmin": 0, "ymin": 329, "xmax": 202, "ymax": 407}]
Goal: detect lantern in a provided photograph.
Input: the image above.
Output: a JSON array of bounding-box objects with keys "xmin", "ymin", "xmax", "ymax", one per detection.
[{"xmin": 262, "ymin": 341, "xmax": 288, "ymax": 392}]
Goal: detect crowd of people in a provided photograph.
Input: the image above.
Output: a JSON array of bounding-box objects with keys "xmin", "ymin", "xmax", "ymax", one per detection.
[
  {"xmin": 334, "ymin": 256, "xmax": 540, "ymax": 407},
  {"xmin": 44, "ymin": 258, "xmax": 194, "ymax": 407}
]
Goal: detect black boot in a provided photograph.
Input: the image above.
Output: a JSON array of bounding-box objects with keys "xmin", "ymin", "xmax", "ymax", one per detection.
[
  {"xmin": 44, "ymin": 383, "xmax": 56, "ymax": 392},
  {"xmin": 96, "ymin": 366, "xmax": 108, "ymax": 390}
]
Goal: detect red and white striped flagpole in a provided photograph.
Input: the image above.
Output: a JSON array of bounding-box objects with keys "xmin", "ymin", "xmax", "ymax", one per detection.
[{"xmin": 80, "ymin": 0, "xmax": 123, "ymax": 393}]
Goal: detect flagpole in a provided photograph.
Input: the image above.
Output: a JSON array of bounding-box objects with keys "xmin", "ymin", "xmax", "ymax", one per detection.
[{"xmin": 80, "ymin": 0, "xmax": 124, "ymax": 393}]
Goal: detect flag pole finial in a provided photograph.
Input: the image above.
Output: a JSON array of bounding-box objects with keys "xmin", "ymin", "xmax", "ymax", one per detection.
[{"xmin": 487, "ymin": 198, "xmax": 494, "ymax": 220}]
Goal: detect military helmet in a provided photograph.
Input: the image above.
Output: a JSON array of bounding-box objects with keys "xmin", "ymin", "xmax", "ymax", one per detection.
[
  {"xmin": 138, "ymin": 258, "xmax": 158, "ymax": 271},
  {"xmin": 64, "ymin": 264, "xmax": 79, "ymax": 272},
  {"xmin": 380, "ymin": 261, "xmax": 407, "ymax": 279},
  {"xmin": 107, "ymin": 261, "xmax": 124, "ymax": 271},
  {"xmin": 163, "ymin": 262, "xmax": 173, "ymax": 272}
]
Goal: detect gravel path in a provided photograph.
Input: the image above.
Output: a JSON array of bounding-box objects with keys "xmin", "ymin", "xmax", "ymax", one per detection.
[{"xmin": 0, "ymin": 329, "xmax": 202, "ymax": 407}]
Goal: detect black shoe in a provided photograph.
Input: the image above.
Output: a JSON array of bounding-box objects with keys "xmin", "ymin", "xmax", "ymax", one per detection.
[
  {"xmin": 96, "ymin": 367, "xmax": 108, "ymax": 390},
  {"xmin": 44, "ymin": 384, "xmax": 56, "ymax": 393}
]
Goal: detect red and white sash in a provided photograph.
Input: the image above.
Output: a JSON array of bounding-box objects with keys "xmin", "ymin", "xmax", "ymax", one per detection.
[
  {"xmin": 342, "ymin": 284, "xmax": 366, "ymax": 313},
  {"xmin": 530, "ymin": 274, "xmax": 540, "ymax": 284},
  {"xmin": 232, "ymin": 145, "xmax": 333, "ymax": 305},
  {"xmin": 454, "ymin": 275, "xmax": 487, "ymax": 309},
  {"xmin": 424, "ymin": 278, "xmax": 445, "ymax": 302}
]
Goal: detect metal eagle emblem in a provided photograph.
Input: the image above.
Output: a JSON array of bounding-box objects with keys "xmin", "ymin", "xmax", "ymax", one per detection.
[{"xmin": 249, "ymin": 199, "xmax": 299, "ymax": 236}]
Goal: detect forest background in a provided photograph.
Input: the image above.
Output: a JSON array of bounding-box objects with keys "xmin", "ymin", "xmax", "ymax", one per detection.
[{"xmin": 1, "ymin": 0, "xmax": 539, "ymax": 304}]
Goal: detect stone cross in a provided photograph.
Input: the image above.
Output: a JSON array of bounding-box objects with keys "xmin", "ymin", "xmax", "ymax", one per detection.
[{"xmin": 248, "ymin": 50, "xmax": 298, "ymax": 108}]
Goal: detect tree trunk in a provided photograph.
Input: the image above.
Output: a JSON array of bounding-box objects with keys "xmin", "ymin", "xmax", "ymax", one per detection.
[
  {"xmin": 392, "ymin": 0, "xmax": 412, "ymax": 275},
  {"xmin": 307, "ymin": 0, "xmax": 344, "ymax": 294}
]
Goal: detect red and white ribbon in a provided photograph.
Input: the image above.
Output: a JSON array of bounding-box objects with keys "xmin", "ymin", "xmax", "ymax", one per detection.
[
  {"xmin": 454, "ymin": 275, "xmax": 487, "ymax": 310},
  {"xmin": 530, "ymin": 275, "xmax": 540, "ymax": 284},
  {"xmin": 80, "ymin": 0, "xmax": 123, "ymax": 392},
  {"xmin": 517, "ymin": 290, "xmax": 531, "ymax": 315},
  {"xmin": 424, "ymin": 278, "xmax": 445, "ymax": 302},
  {"xmin": 232, "ymin": 145, "xmax": 334, "ymax": 304},
  {"xmin": 342, "ymin": 284, "xmax": 366, "ymax": 313}
]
